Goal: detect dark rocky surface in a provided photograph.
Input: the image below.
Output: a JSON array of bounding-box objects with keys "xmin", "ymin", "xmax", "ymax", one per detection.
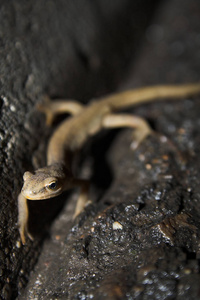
[
  {"xmin": 1, "ymin": 0, "xmax": 200, "ymax": 299},
  {"xmin": 20, "ymin": 96, "xmax": 200, "ymax": 299}
]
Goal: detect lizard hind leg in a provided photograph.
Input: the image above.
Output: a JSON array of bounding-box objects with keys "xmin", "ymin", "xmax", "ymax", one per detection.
[
  {"xmin": 102, "ymin": 113, "xmax": 153, "ymax": 150},
  {"xmin": 37, "ymin": 95, "xmax": 84, "ymax": 126}
]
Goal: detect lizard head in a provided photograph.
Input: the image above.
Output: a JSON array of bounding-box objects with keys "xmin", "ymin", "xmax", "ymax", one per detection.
[{"xmin": 21, "ymin": 164, "xmax": 71, "ymax": 200}]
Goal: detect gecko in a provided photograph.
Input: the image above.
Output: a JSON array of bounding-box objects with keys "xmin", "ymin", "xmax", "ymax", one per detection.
[{"xmin": 18, "ymin": 83, "xmax": 200, "ymax": 244}]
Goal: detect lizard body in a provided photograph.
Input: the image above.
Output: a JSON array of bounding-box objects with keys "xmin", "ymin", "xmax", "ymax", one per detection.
[{"xmin": 18, "ymin": 83, "xmax": 200, "ymax": 244}]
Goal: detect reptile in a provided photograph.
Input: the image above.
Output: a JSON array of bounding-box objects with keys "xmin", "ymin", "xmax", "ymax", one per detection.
[{"xmin": 18, "ymin": 83, "xmax": 200, "ymax": 244}]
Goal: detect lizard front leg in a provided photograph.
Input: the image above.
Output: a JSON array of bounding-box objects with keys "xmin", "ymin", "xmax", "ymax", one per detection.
[
  {"xmin": 71, "ymin": 178, "xmax": 91, "ymax": 219},
  {"xmin": 102, "ymin": 113, "xmax": 153, "ymax": 149},
  {"xmin": 18, "ymin": 192, "xmax": 33, "ymax": 244}
]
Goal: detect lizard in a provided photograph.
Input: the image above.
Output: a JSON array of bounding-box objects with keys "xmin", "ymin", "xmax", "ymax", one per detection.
[{"xmin": 18, "ymin": 83, "xmax": 200, "ymax": 244}]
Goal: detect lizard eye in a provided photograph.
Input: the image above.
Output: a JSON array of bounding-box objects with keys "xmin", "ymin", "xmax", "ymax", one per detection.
[{"xmin": 47, "ymin": 181, "xmax": 58, "ymax": 190}]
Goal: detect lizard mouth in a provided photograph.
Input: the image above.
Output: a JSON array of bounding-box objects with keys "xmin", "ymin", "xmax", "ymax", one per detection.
[{"xmin": 21, "ymin": 188, "xmax": 62, "ymax": 200}]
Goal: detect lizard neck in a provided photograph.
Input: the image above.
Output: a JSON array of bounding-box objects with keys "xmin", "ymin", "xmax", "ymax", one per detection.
[{"xmin": 47, "ymin": 146, "xmax": 73, "ymax": 171}]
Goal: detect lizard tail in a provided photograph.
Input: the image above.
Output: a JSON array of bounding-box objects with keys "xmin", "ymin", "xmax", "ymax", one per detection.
[{"xmin": 101, "ymin": 83, "xmax": 200, "ymax": 110}]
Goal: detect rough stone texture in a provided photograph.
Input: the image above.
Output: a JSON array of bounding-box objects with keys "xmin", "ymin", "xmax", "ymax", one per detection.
[
  {"xmin": 0, "ymin": 0, "xmax": 160, "ymax": 299},
  {"xmin": 18, "ymin": 0, "xmax": 200, "ymax": 299}
]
